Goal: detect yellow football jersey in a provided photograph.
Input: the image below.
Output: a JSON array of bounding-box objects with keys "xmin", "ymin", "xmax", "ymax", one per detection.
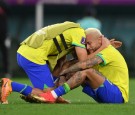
[
  {"xmin": 17, "ymin": 28, "xmax": 86, "ymax": 70},
  {"xmin": 96, "ymin": 45, "xmax": 129, "ymax": 103}
]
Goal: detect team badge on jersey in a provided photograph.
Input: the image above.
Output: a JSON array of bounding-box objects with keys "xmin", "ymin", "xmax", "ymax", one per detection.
[{"xmin": 81, "ymin": 37, "xmax": 86, "ymax": 45}]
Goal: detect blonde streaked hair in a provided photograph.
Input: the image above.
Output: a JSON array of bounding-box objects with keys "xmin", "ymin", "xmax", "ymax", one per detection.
[{"xmin": 85, "ymin": 28, "xmax": 102, "ymax": 39}]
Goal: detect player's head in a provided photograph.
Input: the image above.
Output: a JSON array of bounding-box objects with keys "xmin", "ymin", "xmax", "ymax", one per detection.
[{"xmin": 85, "ymin": 28, "xmax": 103, "ymax": 54}]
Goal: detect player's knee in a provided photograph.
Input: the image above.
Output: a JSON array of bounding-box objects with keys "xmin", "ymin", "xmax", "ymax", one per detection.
[{"xmin": 85, "ymin": 68, "xmax": 95, "ymax": 75}]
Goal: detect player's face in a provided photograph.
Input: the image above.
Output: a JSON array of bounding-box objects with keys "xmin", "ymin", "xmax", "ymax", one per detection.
[{"xmin": 86, "ymin": 35, "xmax": 102, "ymax": 54}]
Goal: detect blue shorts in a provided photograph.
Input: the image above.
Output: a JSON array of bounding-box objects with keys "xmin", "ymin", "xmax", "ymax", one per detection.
[
  {"xmin": 82, "ymin": 79, "xmax": 124, "ymax": 103},
  {"xmin": 17, "ymin": 53, "xmax": 56, "ymax": 90}
]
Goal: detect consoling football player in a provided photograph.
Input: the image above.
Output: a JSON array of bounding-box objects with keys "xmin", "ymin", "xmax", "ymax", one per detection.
[
  {"xmin": 0, "ymin": 21, "xmax": 122, "ymax": 104},
  {"xmin": 32, "ymin": 28, "xmax": 129, "ymax": 104}
]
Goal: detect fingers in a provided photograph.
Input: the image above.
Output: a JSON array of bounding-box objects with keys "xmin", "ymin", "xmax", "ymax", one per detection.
[
  {"xmin": 114, "ymin": 41, "xmax": 122, "ymax": 48},
  {"xmin": 110, "ymin": 38, "xmax": 115, "ymax": 42}
]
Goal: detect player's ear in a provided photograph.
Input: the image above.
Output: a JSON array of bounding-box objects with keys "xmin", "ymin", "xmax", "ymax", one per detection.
[{"xmin": 98, "ymin": 35, "xmax": 102, "ymax": 44}]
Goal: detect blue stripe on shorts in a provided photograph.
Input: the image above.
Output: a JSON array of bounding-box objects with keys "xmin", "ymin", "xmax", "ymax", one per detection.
[{"xmin": 82, "ymin": 79, "xmax": 124, "ymax": 103}]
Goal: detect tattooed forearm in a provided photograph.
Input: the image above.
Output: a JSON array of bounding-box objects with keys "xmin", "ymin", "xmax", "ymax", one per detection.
[
  {"xmin": 60, "ymin": 56, "xmax": 102, "ymax": 76},
  {"xmin": 85, "ymin": 56, "xmax": 102, "ymax": 68},
  {"xmin": 60, "ymin": 63, "xmax": 82, "ymax": 76},
  {"xmin": 75, "ymin": 71, "xmax": 83, "ymax": 85}
]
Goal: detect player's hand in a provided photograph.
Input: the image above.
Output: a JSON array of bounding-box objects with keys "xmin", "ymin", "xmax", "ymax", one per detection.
[{"xmin": 110, "ymin": 38, "xmax": 122, "ymax": 48}]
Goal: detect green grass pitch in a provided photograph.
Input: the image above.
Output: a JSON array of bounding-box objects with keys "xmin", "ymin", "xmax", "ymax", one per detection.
[{"xmin": 0, "ymin": 78, "xmax": 135, "ymax": 115}]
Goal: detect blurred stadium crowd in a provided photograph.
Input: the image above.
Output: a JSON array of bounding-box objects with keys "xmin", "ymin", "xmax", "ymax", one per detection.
[{"xmin": 0, "ymin": 0, "xmax": 135, "ymax": 77}]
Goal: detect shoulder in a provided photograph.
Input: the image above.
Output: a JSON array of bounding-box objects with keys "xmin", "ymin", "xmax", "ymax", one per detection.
[
  {"xmin": 100, "ymin": 45, "xmax": 116, "ymax": 53},
  {"xmin": 65, "ymin": 27, "xmax": 84, "ymax": 33}
]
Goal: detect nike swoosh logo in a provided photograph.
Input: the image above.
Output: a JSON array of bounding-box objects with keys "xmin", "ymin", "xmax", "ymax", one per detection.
[{"xmin": 4, "ymin": 81, "xmax": 8, "ymax": 87}]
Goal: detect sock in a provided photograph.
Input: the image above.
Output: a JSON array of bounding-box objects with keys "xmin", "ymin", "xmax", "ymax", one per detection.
[
  {"xmin": 52, "ymin": 83, "xmax": 70, "ymax": 98},
  {"xmin": 11, "ymin": 82, "xmax": 32, "ymax": 96}
]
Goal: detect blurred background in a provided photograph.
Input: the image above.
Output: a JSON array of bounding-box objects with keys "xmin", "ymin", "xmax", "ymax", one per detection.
[{"xmin": 0, "ymin": 0, "xmax": 135, "ymax": 78}]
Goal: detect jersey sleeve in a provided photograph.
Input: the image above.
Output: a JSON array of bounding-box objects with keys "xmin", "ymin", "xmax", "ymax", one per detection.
[
  {"xmin": 96, "ymin": 46, "xmax": 113, "ymax": 66},
  {"xmin": 71, "ymin": 28, "xmax": 86, "ymax": 48}
]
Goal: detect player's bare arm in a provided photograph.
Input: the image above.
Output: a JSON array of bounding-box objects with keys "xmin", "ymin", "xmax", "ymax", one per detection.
[
  {"xmin": 60, "ymin": 56, "xmax": 103, "ymax": 76},
  {"xmin": 75, "ymin": 46, "xmax": 88, "ymax": 61},
  {"xmin": 52, "ymin": 56, "xmax": 66, "ymax": 77},
  {"xmin": 110, "ymin": 38, "xmax": 122, "ymax": 48}
]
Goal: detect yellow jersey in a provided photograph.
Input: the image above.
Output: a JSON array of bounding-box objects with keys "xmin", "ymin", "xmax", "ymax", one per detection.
[
  {"xmin": 17, "ymin": 27, "xmax": 86, "ymax": 70},
  {"xmin": 96, "ymin": 45, "xmax": 129, "ymax": 103}
]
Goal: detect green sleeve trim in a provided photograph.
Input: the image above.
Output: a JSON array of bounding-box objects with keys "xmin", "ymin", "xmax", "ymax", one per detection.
[
  {"xmin": 96, "ymin": 53, "xmax": 106, "ymax": 66},
  {"xmin": 63, "ymin": 83, "xmax": 71, "ymax": 93},
  {"xmin": 72, "ymin": 42, "xmax": 86, "ymax": 48}
]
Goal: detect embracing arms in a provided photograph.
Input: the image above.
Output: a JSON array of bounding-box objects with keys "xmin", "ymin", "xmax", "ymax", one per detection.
[{"xmin": 59, "ymin": 55, "xmax": 102, "ymax": 76}]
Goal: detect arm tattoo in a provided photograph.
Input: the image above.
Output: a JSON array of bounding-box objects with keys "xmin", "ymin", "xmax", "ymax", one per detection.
[
  {"xmin": 68, "ymin": 63, "xmax": 82, "ymax": 72},
  {"xmin": 60, "ymin": 56, "xmax": 102, "ymax": 75},
  {"xmin": 67, "ymin": 71, "xmax": 84, "ymax": 89},
  {"xmin": 69, "ymin": 56, "xmax": 102, "ymax": 71},
  {"xmin": 60, "ymin": 63, "xmax": 82, "ymax": 76},
  {"xmin": 85, "ymin": 56, "xmax": 102, "ymax": 68},
  {"xmin": 75, "ymin": 71, "xmax": 83, "ymax": 85}
]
